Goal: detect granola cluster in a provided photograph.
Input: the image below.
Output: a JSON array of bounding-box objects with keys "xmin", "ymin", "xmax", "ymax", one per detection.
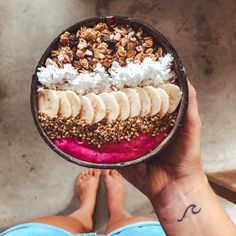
[{"xmin": 51, "ymin": 22, "xmax": 164, "ymax": 72}]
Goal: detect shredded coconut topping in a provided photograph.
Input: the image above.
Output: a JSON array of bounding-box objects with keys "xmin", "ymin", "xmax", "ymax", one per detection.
[{"xmin": 37, "ymin": 54, "xmax": 175, "ymax": 95}]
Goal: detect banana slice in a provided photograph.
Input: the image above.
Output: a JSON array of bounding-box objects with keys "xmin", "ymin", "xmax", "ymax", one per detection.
[
  {"xmin": 156, "ymin": 88, "xmax": 169, "ymax": 117},
  {"xmin": 112, "ymin": 91, "xmax": 130, "ymax": 120},
  {"xmin": 37, "ymin": 89, "xmax": 59, "ymax": 117},
  {"xmin": 161, "ymin": 84, "xmax": 182, "ymax": 113},
  {"xmin": 122, "ymin": 88, "xmax": 141, "ymax": 117},
  {"xmin": 99, "ymin": 92, "xmax": 120, "ymax": 122},
  {"xmin": 86, "ymin": 93, "xmax": 106, "ymax": 123},
  {"xmin": 135, "ymin": 87, "xmax": 151, "ymax": 117},
  {"xmin": 57, "ymin": 91, "xmax": 72, "ymax": 118},
  {"xmin": 80, "ymin": 96, "xmax": 95, "ymax": 124},
  {"xmin": 143, "ymin": 86, "xmax": 161, "ymax": 115},
  {"xmin": 64, "ymin": 90, "xmax": 81, "ymax": 118}
]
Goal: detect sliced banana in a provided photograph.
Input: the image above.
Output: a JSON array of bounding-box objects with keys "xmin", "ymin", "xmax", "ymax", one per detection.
[
  {"xmin": 122, "ymin": 88, "xmax": 141, "ymax": 117},
  {"xmin": 86, "ymin": 93, "xmax": 106, "ymax": 123},
  {"xmin": 37, "ymin": 89, "xmax": 59, "ymax": 118},
  {"xmin": 64, "ymin": 90, "xmax": 81, "ymax": 118},
  {"xmin": 80, "ymin": 96, "xmax": 95, "ymax": 124},
  {"xmin": 135, "ymin": 87, "xmax": 151, "ymax": 117},
  {"xmin": 99, "ymin": 92, "xmax": 120, "ymax": 122},
  {"xmin": 112, "ymin": 91, "xmax": 130, "ymax": 120},
  {"xmin": 156, "ymin": 88, "xmax": 169, "ymax": 117},
  {"xmin": 143, "ymin": 86, "xmax": 161, "ymax": 115},
  {"xmin": 57, "ymin": 91, "xmax": 72, "ymax": 118},
  {"xmin": 161, "ymin": 84, "xmax": 182, "ymax": 113}
]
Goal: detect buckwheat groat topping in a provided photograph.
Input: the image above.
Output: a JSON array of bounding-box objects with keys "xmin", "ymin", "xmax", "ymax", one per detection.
[{"xmin": 38, "ymin": 112, "xmax": 177, "ymax": 148}]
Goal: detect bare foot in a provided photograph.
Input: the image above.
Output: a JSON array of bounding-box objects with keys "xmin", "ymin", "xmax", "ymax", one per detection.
[
  {"xmin": 77, "ymin": 168, "xmax": 101, "ymax": 216},
  {"xmin": 103, "ymin": 170, "xmax": 128, "ymax": 216}
]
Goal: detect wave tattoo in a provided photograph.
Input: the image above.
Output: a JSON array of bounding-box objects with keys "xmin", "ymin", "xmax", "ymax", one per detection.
[{"xmin": 177, "ymin": 204, "xmax": 201, "ymax": 222}]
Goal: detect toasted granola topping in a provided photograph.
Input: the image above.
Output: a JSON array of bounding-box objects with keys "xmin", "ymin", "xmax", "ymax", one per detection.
[{"xmin": 51, "ymin": 23, "xmax": 165, "ymax": 71}]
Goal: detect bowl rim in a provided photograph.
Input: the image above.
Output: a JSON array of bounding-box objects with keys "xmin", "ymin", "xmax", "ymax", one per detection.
[{"xmin": 31, "ymin": 15, "xmax": 188, "ymax": 169}]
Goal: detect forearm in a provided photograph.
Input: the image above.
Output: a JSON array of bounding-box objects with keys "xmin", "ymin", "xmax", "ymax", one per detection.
[{"xmin": 151, "ymin": 173, "xmax": 236, "ymax": 236}]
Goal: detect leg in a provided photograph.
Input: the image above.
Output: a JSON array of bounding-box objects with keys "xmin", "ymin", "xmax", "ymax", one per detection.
[
  {"xmin": 31, "ymin": 216, "xmax": 86, "ymax": 234},
  {"xmin": 31, "ymin": 169, "xmax": 101, "ymax": 234},
  {"xmin": 104, "ymin": 170, "xmax": 157, "ymax": 234}
]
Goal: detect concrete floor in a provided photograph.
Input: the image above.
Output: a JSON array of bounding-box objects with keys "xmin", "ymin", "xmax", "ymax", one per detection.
[{"xmin": 0, "ymin": 0, "xmax": 236, "ymax": 232}]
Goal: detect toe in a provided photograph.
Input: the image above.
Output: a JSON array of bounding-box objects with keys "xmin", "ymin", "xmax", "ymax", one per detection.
[
  {"xmin": 83, "ymin": 169, "xmax": 90, "ymax": 178},
  {"xmin": 103, "ymin": 169, "xmax": 112, "ymax": 176},
  {"xmin": 78, "ymin": 169, "xmax": 89, "ymax": 181},
  {"xmin": 77, "ymin": 173, "xmax": 84, "ymax": 184},
  {"xmin": 93, "ymin": 169, "xmax": 101, "ymax": 177},
  {"xmin": 77, "ymin": 175, "xmax": 83, "ymax": 183},
  {"xmin": 111, "ymin": 170, "xmax": 119, "ymax": 177},
  {"xmin": 88, "ymin": 168, "xmax": 94, "ymax": 176}
]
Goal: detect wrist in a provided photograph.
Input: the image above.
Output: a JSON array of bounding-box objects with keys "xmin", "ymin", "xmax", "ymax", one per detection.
[
  {"xmin": 149, "ymin": 171, "xmax": 209, "ymax": 231},
  {"xmin": 149, "ymin": 173, "xmax": 236, "ymax": 236},
  {"xmin": 150, "ymin": 171, "xmax": 208, "ymax": 209}
]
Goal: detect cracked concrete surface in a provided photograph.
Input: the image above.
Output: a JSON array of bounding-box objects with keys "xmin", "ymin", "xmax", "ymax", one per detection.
[{"xmin": 0, "ymin": 0, "xmax": 235, "ymax": 231}]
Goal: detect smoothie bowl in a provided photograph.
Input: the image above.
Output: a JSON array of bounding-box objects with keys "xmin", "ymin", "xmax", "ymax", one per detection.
[{"xmin": 31, "ymin": 16, "xmax": 188, "ymax": 168}]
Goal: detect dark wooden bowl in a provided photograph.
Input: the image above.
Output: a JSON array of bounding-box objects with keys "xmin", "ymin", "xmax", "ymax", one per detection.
[{"xmin": 31, "ymin": 16, "xmax": 188, "ymax": 169}]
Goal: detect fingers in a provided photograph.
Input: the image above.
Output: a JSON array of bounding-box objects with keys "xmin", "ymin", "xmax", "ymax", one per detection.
[{"xmin": 185, "ymin": 81, "xmax": 201, "ymax": 130}]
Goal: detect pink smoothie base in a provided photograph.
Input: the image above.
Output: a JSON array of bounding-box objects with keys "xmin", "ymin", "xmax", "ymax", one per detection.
[{"xmin": 53, "ymin": 131, "xmax": 167, "ymax": 164}]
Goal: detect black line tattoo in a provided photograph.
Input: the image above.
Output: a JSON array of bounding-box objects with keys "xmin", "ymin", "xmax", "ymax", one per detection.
[{"xmin": 177, "ymin": 204, "xmax": 201, "ymax": 222}]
